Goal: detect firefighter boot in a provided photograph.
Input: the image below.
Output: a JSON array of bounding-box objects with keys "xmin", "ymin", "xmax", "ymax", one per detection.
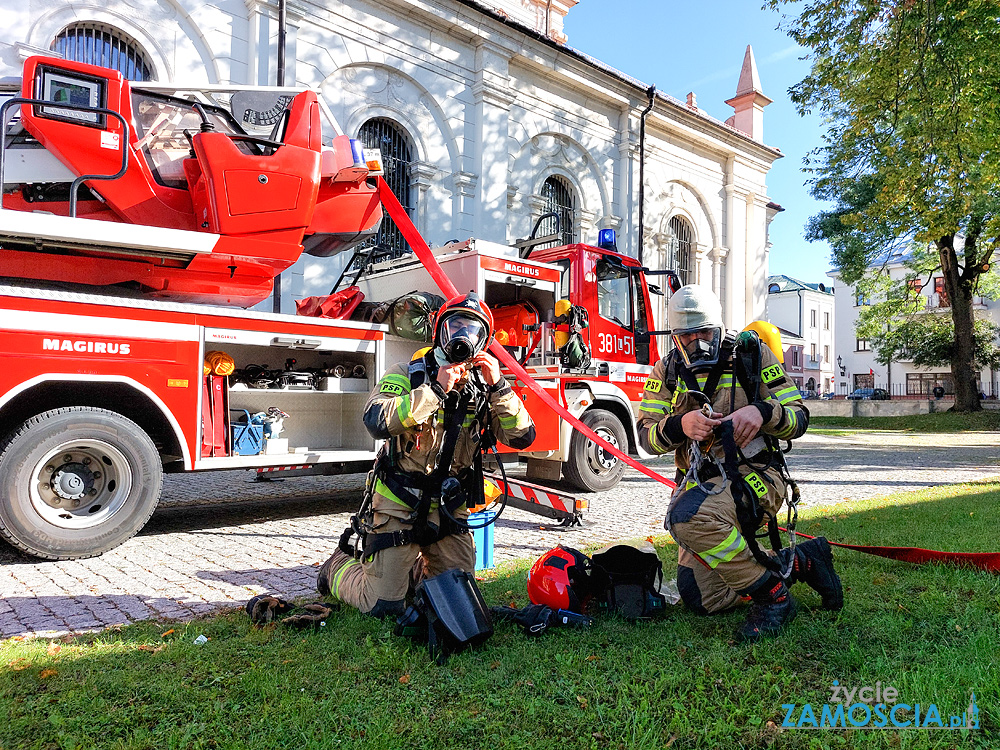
[
  {"xmin": 737, "ymin": 576, "xmax": 797, "ymax": 642},
  {"xmin": 779, "ymin": 537, "xmax": 843, "ymax": 611}
]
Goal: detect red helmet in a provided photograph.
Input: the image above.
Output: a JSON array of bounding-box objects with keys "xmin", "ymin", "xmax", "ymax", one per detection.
[
  {"xmin": 433, "ymin": 291, "xmax": 494, "ymax": 364},
  {"xmin": 527, "ymin": 546, "xmax": 592, "ymax": 613}
]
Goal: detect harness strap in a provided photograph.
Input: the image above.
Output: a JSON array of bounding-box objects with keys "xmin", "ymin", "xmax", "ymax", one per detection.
[{"xmin": 718, "ymin": 420, "xmax": 782, "ymax": 576}]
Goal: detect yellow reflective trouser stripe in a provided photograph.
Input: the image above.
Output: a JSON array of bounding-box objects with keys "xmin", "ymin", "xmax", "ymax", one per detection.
[
  {"xmin": 647, "ymin": 424, "xmax": 666, "ymax": 453},
  {"xmin": 396, "ymin": 395, "xmax": 414, "ymax": 428},
  {"xmin": 776, "ymin": 386, "xmax": 799, "ymax": 404},
  {"xmin": 375, "ymin": 477, "xmax": 413, "ymax": 509},
  {"xmin": 698, "ymin": 527, "xmax": 747, "ymax": 569},
  {"xmin": 332, "ymin": 558, "xmax": 360, "ymax": 599},
  {"xmin": 382, "ymin": 374, "xmax": 412, "ymax": 392},
  {"xmin": 464, "ymin": 414, "xmax": 476, "ymax": 427}
]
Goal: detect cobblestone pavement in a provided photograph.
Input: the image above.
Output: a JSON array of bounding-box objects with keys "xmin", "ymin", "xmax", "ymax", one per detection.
[{"xmin": 1, "ymin": 432, "xmax": 997, "ymax": 639}]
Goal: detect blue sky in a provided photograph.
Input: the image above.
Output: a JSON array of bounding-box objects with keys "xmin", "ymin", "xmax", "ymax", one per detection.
[{"xmin": 564, "ymin": 1, "xmax": 834, "ymax": 284}]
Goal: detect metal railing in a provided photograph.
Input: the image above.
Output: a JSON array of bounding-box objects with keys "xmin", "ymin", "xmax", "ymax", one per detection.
[{"xmin": 1, "ymin": 97, "xmax": 130, "ymax": 217}]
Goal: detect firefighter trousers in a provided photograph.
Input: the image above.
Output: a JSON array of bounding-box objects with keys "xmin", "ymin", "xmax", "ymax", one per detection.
[
  {"xmin": 324, "ymin": 509, "xmax": 476, "ymax": 617},
  {"xmin": 667, "ymin": 471, "xmax": 784, "ymax": 614}
]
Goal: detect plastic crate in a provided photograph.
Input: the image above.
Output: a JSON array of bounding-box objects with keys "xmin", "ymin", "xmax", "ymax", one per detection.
[
  {"xmin": 230, "ymin": 410, "xmax": 264, "ymax": 456},
  {"xmin": 470, "ymin": 510, "xmax": 497, "ymax": 570}
]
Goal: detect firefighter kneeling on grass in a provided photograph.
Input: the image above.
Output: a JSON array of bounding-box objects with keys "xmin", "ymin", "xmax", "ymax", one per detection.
[
  {"xmin": 637, "ymin": 285, "xmax": 843, "ymax": 641},
  {"xmin": 317, "ymin": 292, "xmax": 535, "ymax": 618}
]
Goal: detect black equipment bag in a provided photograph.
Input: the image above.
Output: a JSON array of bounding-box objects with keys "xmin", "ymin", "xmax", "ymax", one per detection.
[{"xmin": 590, "ymin": 544, "xmax": 667, "ymax": 620}]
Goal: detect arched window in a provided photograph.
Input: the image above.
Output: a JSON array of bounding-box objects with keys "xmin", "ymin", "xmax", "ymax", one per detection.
[
  {"xmin": 357, "ymin": 118, "xmax": 414, "ymax": 262},
  {"xmin": 539, "ymin": 176, "xmax": 575, "ymax": 248},
  {"xmin": 51, "ymin": 23, "xmax": 153, "ymax": 81},
  {"xmin": 667, "ymin": 216, "xmax": 693, "ymax": 285}
]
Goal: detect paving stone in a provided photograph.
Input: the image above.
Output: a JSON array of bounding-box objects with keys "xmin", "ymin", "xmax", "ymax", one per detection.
[{"xmin": 0, "ymin": 432, "xmax": 997, "ymax": 638}]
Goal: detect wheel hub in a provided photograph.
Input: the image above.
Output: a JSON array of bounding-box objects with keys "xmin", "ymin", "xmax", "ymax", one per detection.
[
  {"xmin": 50, "ymin": 462, "xmax": 94, "ymax": 501},
  {"xmin": 588, "ymin": 428, "xmax": 619, "ymax": 473}
]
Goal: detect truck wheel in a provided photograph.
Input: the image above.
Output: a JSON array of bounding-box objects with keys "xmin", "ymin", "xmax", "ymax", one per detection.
[
  {"xmin": 0, "ymin": 407, "xmax": 162, "ymax": 560},
  {"xmin": 563, "ymin": 408, "xmax": 627, "ymax": 492}
]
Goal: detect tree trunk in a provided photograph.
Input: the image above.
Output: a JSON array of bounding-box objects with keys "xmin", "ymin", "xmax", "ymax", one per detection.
[{"xmin": 939, "ymin": 237, "xmax": 981, "ymax": 412}]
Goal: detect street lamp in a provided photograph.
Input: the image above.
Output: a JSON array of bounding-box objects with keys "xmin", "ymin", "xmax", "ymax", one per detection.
[{"xmin": 837, "ymin": 355, "xmax": 845, "ymax": 376}]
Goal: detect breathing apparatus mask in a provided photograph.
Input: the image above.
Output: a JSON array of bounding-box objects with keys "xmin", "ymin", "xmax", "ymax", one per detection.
[
  {"xmin": 672, "ymin": 327, "xmax": 723, "ymax": 371},
  {"xmin": 438, "ymin": 314, "xmax": 489, "ymax": 364}
]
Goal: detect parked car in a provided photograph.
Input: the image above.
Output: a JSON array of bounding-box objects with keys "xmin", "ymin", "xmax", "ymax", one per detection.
[
  {"xmin": 846, "ymin": 387, "xmax": 890, "ymax": 400},
  {"xmin": 798, "ymin": 389, "xmax": 819, "ymax": 400}
]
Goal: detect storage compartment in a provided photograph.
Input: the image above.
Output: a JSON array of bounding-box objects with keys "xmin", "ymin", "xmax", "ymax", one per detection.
[{"xmin": 199, "ymin": 336, "xmax": 378, "ymax": 462}]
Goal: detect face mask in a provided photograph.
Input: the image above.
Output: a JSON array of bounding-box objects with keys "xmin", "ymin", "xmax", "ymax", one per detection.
[
  {"xmin": 438, "ymin": 315, "xmax": 487, "ymax": 364},
  {"xmin": 673, "ymin": 328, "xmax": 722, "ymax": 370}
]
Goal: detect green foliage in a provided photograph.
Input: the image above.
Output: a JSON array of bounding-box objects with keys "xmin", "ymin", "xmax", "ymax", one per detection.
[
  {"xmin": 2, "ymin": 484, "xmax": 999, "ymax": 749},
  {"xmin": 870, "ymin": 314, "xmax": 1000, "ymax": 369},
  {"xmin": 768, "ymin": 0, "xmax": 1000, "ymax": 409}
]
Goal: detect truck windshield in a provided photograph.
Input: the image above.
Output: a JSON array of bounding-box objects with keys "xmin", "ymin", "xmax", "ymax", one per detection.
[{"xmin": 131, "ymin": 91, "xmax": 258, "ymax": 189}]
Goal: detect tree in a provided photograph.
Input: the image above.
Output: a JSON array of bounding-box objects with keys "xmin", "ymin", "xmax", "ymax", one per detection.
[{"xmin": 769, "ymin": 0, "xmax": 1000, "ymax": 410}]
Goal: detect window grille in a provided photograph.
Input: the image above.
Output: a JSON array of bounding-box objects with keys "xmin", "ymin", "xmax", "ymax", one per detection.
[
  {"xmin": 539, "ymin": 176, "xmax": 575, "ymax": 248},
  {"xmin": 51, "ymin": 23, "xmax": 153, "ymax": 81},
  {"xmin": 667, "ymin": 216, "xmax": 692, "ymax": 285},
  {"xmin": 356, "ymin": 118, "xmax": 414, "ymax": 263}
]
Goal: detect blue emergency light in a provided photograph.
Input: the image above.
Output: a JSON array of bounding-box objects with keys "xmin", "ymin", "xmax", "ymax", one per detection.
[
  {"xmin": 598, "ymin": 228, "xmax": 618, "ymax": 252},
  {"xmin": 349, "ymin": 138, "xmax": 366, "ymax": 167}
]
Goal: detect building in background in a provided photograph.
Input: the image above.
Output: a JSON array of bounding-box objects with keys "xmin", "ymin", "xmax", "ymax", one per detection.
[
  {"xmin": 764, "ymin": 274, "xmax": 835, "ymax": 395},
  {"xmin": 829, "ymin": 251, "xmax": 1000, "ymax": 398},
  {"xmin": 2, "ymin": 0, "xmax": 783, "ymax": 338}
]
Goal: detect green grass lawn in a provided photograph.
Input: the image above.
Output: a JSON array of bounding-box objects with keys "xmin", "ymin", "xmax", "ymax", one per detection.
[
  {"xmin": 3, "ymin": 482, "xmax": 999, "ymax": 750},
  {"xmin": 811, "ymin": 410, "xmax": 1000, "ymax": 432}
]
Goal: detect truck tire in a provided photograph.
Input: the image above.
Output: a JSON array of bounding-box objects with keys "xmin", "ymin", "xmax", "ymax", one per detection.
[
  {"xmin": 0, "ymin": 407, "xmax": 162, "ymax": 560},
  {"xmin": 563, "ymin": 408, "xmax": 627, "ymax": 493}
]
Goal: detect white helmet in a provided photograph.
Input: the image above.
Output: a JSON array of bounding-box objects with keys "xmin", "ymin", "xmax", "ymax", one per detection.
[{"xmin": 668, "ymin": 285, "xmax": 725, "ymax": 370}]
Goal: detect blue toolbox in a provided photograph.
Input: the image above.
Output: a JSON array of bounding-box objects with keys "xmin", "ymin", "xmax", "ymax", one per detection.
[{"xmin": 230, "ymin": 410, "xmax": 264, "ymax": 456}]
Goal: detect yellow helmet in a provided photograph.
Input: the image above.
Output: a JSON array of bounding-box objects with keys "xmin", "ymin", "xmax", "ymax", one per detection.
[{"xmin": 743, "ymin": 321, "xmax": 784, "ymax": 363}]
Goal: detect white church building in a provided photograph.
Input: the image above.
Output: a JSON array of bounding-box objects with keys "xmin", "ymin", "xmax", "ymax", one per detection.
[{"xmin": 3, "ymin": 0, "xmax": 784, "ymax": 333}]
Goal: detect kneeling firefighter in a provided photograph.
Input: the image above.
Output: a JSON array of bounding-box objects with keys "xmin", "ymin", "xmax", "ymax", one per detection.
[
  {"xmin": 637, "ymin": 285, "xmax": 843, "ymax": 641},
  {"xmin": 317, "ymin": 292, "xmax": 536, "ymax": 618}
]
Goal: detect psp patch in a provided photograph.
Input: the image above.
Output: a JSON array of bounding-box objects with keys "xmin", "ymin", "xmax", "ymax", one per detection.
[
  {"xmin": 743, "ymin": 472, "xmax": 769, "ymax": 499},
  {"xmin": 761, "ymin": 364, "xmax": 784, "ymax": 384},
  {"xmin": 644, "ymin": 377, "xmax": 663, "ymax": 392},
  {"xmin": 379, "ymin": 382, "xmax": 405, "ymax": 396}
]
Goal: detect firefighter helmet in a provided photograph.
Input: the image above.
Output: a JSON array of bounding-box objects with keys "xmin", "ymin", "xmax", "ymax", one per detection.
[
  {"xmin": 743, "ymin": 320, "xmax": 784, "ymax": 363},
  {"xmin": 668, "ymin": 284, "xmax": 725, "ymax": 371},
  {"xmin": 433, "ymin": 291, "xmax": 494, "ymax": 364},
  {"xmin": 527, "ymin": 546, "xmax": 593, "ymax": 613}
]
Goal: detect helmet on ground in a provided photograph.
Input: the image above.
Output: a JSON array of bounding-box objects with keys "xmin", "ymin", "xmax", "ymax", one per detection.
[
  {"xmin": 433, "ymin": 291, "xmax": 494, "ymax": 364},
  {"xmin": 527, "ymin": 545, "xmax": 592, "ymax": 613},
  {"xmin": 742, "ymin": 320, "xmax": 784, "ymax": 363},
  {"xmin": 668, "ymin": 284, "xmax": 725, "ymax": 371}
]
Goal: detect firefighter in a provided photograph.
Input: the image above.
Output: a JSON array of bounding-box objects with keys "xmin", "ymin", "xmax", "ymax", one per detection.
[
  {"xmin": 317, "ymin": 292, "xmax": 535, "ymax": 618},
  {"xmin": 637, "ymin": 285, "xmax": 842, "ymax": 641}
]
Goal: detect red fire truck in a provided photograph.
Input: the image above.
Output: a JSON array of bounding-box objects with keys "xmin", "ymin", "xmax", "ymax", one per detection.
[{"xmin": 0, "ymin": 56, "xmax": 668, "ymax": 560}]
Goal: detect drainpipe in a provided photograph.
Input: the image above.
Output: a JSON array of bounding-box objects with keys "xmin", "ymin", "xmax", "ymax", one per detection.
[
  {"xmin": 637, "ymin": 85, "xmax": 655, "ymax": 265},
  {"xmin": 272, "ymin": 0, "xmax": 287, "ymax": 313}
]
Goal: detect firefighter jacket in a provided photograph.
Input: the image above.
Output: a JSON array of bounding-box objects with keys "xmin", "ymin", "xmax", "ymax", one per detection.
[
  {"xmin": 636, "ymin": 339, "xmax": 808, "ymax": 473},
  {"xmin": 362, "ymin": 358, "xmax": 535, "ymax": 519}
]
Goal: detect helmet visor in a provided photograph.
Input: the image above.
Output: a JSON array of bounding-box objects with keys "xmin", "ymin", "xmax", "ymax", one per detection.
[
  {"xmin": 439, "ymin": 315, "xmax": 488, "ymax": 363},
  {"xmin": 672, "ymin": 327, "xmax": 722, "ymax": 370}
]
